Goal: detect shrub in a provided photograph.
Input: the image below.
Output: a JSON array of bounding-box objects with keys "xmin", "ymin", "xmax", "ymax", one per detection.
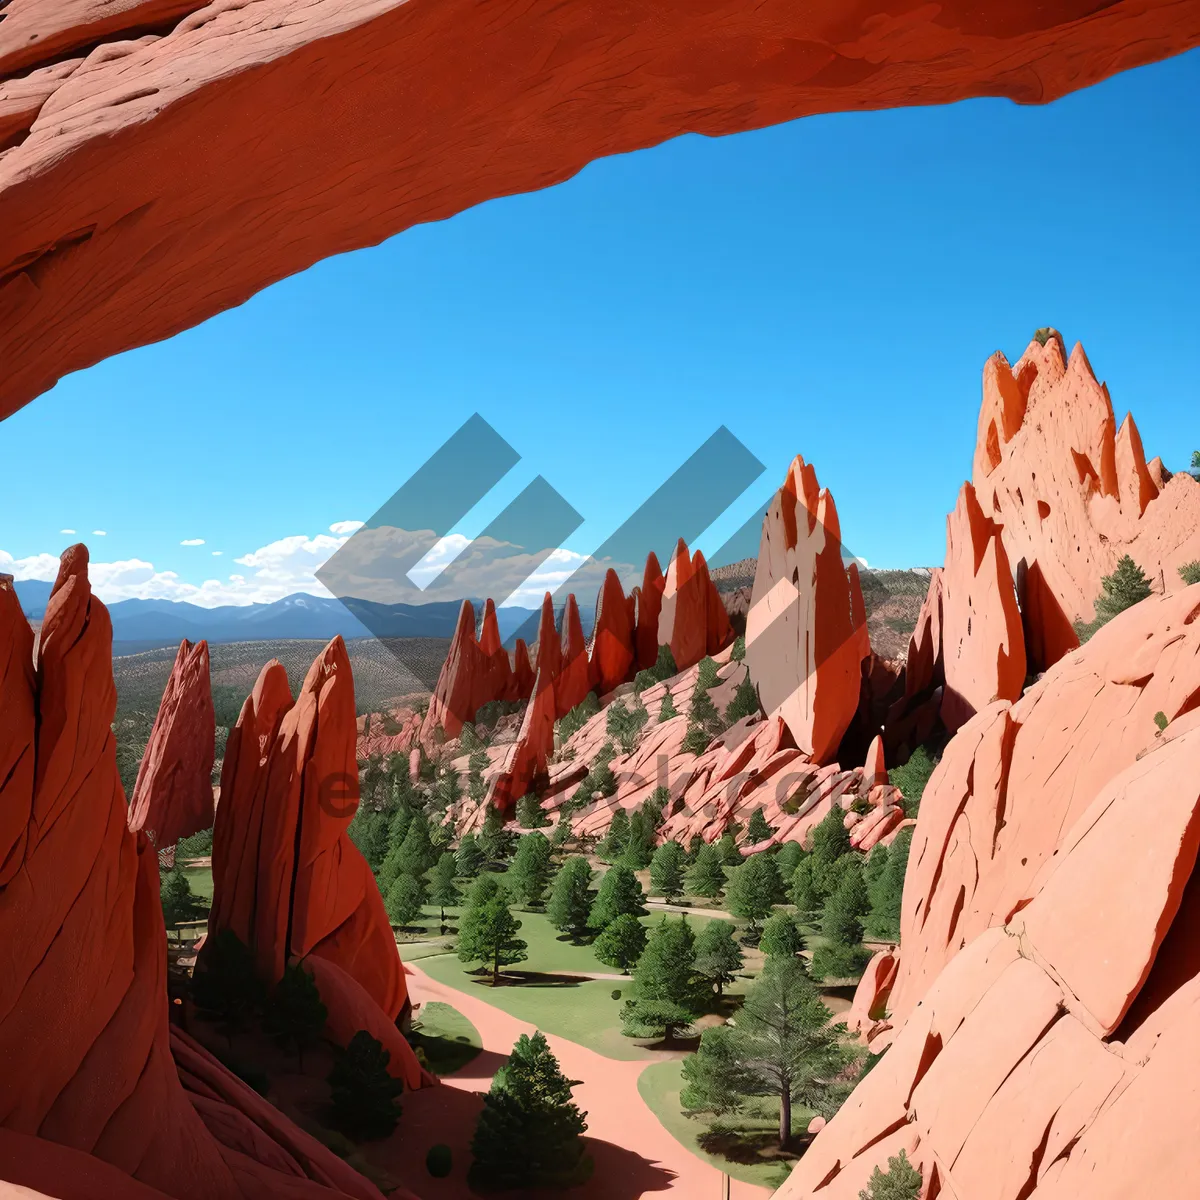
[
  {"xmin": 1154, "ymin": 711, "xmax": 1169, "ymax": 732},
  {"xmin": 327, "ymin": 1031, "xmax": 403, "ymax": 1141},
  {"xmin": 1033, "ymin": 327, "xmax": 1055, "ymax": 346},
  {"xmin": 1094, "ymin": 555, "xmax": 1152, "ymax": 624},
  {"xmin": 682, "ymin": 722, "xmax": 713, "ymax": 756},
  {"xmin": 731, "ymin": 634, "xmax": 746, "ymax": 662},
  {"xmin": 160, "ymin": 864, "xmax": 202, "ymax": 928},
  {"xmin": 723, "ymin": 672, "xmax": 760, "ymax": 725},
  {"xmin": 611, "ymin": 989, "xmax": 622, "ymax": 1001},
  {"xmin": 633, "ymin": 644, "xmax": 679, "ymax": 693},
  {"xmin": 658, "ymin": 690, "xmax": 679, "ymax": 721},
  {"xmin": 426, "ymin": 1144, "xmax": 452, "ymax": 1178},
  {"xmin": 1180, "ymin": 561, "xmax": 1200, "ymax": 586},
  {"xmin": 594, "ymin": 913, "xmax": 649, "ymax": 974},
  {"xmin": 859, "ymin": 1149, "xmax": 923, "ymax": 1199},
  {"xmin": 557, "ymin": 692, "xmax": 600, "ymax": 744},
  {"xmin": 263, "ymin": 961, "xmax": 328, "ymax": 1069},
  {"xmin": 191, "ymin": 930, "xmax": 265, "ymax": 1041},
  {"xmin": 888, "ymin": 744, "xmax": 938, "ymax": 818}
]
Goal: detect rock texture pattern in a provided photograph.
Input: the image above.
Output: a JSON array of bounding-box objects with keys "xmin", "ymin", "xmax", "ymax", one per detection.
[
  {"xmin": 2, "ymin": 3, "xmax": 1198, "ymax": 418},
  {"xmin": 127, "ymin": 637, "xmax": 215, "ymax": 847},
  {"xmin": 0, "ymin": 553, "xmax": 394, "ymax": 1200},
  {"xmin": 205, "ymin": 639, "xmax": 429, "ymax": 1090},
  {"xmin": 746, "ymin": 455, "xmax": 870, "ymax": 763},
  {"xmin": 973, "ymin": 332, "xmax": 1200, "ymax": 670},
  {"xmin": 785, "ymin": 585, "xmax": 1200, "ymax": 1200}
]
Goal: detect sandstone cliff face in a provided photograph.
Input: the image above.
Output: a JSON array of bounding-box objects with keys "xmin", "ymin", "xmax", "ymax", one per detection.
[
  {"xmin": 786, "ymin": 585, "xmax": 1200, "ymax": 1200},
  {"xmin": 1, "ymin": 1, "xmax": 1195, "ymax": 421},
  {"xmin": 205, "ymin": 639, "xmax": 429, "ymax": 1090},
  {"xmin": 0, "ymin": 554, "xmax": 393, "ymax": 1200},
  {"xmin": 127, "ymin": 637, "xmax": 216, "ymax": 847},
  {"xmin": 973, "ymin": 333, "xmax": 1200, "ymax": 670},
  {"xmin": 746, "ymin": 456, "xmax": 870, "ymax": 763}
]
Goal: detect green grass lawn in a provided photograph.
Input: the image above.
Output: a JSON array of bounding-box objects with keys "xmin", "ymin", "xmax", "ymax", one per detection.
[
  {"xmin": 410, "ymin": 1000, "xmax": 482, "ymax": 1075},
  {"xmin": 183, "ymin": 865, "xmax": 213, "ymax": 900},
  {"xmin": 637, "ymin": 1058, "xmax": 805, "ymax": 1191}
]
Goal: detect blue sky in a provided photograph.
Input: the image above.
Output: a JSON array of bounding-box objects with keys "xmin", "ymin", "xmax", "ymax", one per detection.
[{"xmin": 2, "ymin": 48, "xmax": 1197, "ymax": 605}]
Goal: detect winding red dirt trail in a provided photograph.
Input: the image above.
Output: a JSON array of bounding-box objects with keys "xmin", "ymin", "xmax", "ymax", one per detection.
[{"xmin": 389, "ymin": 962, "xmax": 772, "ymax": 1200}]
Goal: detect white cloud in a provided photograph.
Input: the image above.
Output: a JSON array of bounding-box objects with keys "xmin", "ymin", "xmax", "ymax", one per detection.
[
  {"xmin": 181, "ymin": 538, "xmax": 205, "ymax": 546},
  {"xmin": 212, "ymin": 551, "xmax": 223, "ymax": 556},
  {"xmin": 2, "ymin": 524, "xmax": 592, "ymax": 611},
  {"xmin": 92, "ymin": 530, "xmax": 107, "ymax": 536},
  {"xmin": 329, "ymin": 520, "xmax": 364, "ymax": 536},
  {"xmin": 60, "ymin": 528, "xmax": 76, "ymax": 535}
]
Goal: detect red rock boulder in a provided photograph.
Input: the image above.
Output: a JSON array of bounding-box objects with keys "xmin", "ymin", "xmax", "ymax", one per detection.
[{"xmin": 590, "ymin": 568, "xmax": 637, "ymax": 695}]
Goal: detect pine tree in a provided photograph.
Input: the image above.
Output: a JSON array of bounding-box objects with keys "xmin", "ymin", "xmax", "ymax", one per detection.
[
  {"xmin": 859, "ymin": 1150, "xmax": 923, "ymax": 1200},
  {"xmin": 621, "ymin": 917, "xmax": 702, "ymax": 1042},
  {"xmin": 697, "ymin": 656, "xmax": 720, "ymax": 688},
  {"xmin": 864, "ymin": 827, "xmax": 911, "ymax": 942},
  {"xmin": 813, "ymin": 856, "xmax": 871, "ymax": 980},
  {"xmin": 160, "ymin": 865, "xmax": 200, "ymax": 928},
  {"xmin": 607, "ymin": 697, "xmax": 649, "ymax": 754},
  {"xmin": 456, "ymin": 894, "xmax": 528, "ymax": 985},
  {"xmin": 731, "ymin": 634, "xmax": 746, "ymax": 662},
  {"xmin": 620, "ymin": 808, "xmax": 655, "ymax": 869},
  {"xmin": 593, "ymin": 913, "xmax": 648, "ymax": 974},
  {"xmin": 775, "ymin": 840, "xmax": 804, "ymax": 880},
  {"xmin": 681, "ymin": 957, "xmax": 858, "ymax": 1148},
  {"xmin": 467, "ymin": 749, "xmax": 489, "ymax": 803},
  {"xmin": 432, "ymin": 765, "xmax": 462, "ymax": 812},
  {"xmin": 649, "ymin": 840, "xmax": 687, "ymax": 903},
  {"xmin": 396, "ymin": 813, "xmax": 435, "ymax": 877},
  {"xmin": 263, "ymin": 960, "xmax": 328, "ymax": 1069},
  {"xmin": 1094, "ymin": 554, "xmax": 1152, "ymax": 624},
  {"xmin": 726, "ymin": 855, "xmax": 781, "ymax": 937},
  {"xmin": 465, "ymin": 873, "xmax": 502, "ymax": 909},
  {"xmin": 682, "ymin": 721, "xmax": 713, "ymax": 755},
  {"xmin": 546, "ymin": 857, "xmax": 595, "ymax": 942},
  {"xmin": 516, "ymin": 792, "xmax": 551, "ymax": 829},
  {"xmin": 427, "ymin": 852, "xmax": 460, "ymax": 934},
  {"xmin": 507, "ymin": 832, "xmax": 554, "ymax": 908},
  {"xmin": 810, "ymin": 806, "xmax": 852, "ymax": 896},
  {"xmin": 1181, "ymin": 561, "xmax": 1200, "ymax": 586},
  {"xmin": 356, "ymin": 810, "xmax": 390, "ymax": 872},
  {"xmin": 745, "ymin": 807, "xmax": 773, "ymax": 845},
  {"xmin": 724, "ymin": 672, "xmax": 760, "ymax": 725},
  {"xmin": 595, "ymin": 807, "xmax": 631, "ymax": 863},
  {"xmin": 455, "ymin": 832, "xmax": 486, "ymax": 877},
  {"xmin": 589, "ymin": 864, "xmax": 647, "ymax": 930},
  {"xmin": 634, "ymin": 645, "xmax": 678, "ymax": 693},
  {"xmin": 643, "ymin": 786, "xmax": 670, "ymax": 830},
  {"xmin": 686, "ymin": 843, "xmax": 726, "ymax": 899},
  {"xmin": 471, "ymin": 1031, "xmax": 590, "ymax": 1188},
  {"xmin": 550, "ymin": 812, "xmax": 574, "ymax": 851},
  {"xmin": 693, "ymin": 919, "xmax": 743, "ymax": 999},
  {"xmin": 685, "ymin": 833, "xmax": 706, "ymax": 864},
  {"xmin": 385, "ymin": 872, "xmax": 427, "ymax": 928},
  {"xmin": 478, "ymin": 805, "xmax": 515, "ymax": 863},
  {"xmin": 718, "ymin": 830, "xmax": 744, "ymax": 867},
  {"xmin": 888, "ymin": 745, "xmax": 937, "ymax": 819},
  {"xmin": 328, "ymin": 1030, "xmax": 404, "ymax": 1140},
  {"xmin": 557, "ymin": 691, "xmax": 601, "ymax": 743},
  {"xmin": 790, "ymin": 856, "xmax": 819, "ymax": 918},
  {"xmin": 760, "ymin": 911, "xmax": 804, "ymax": 960},
  {"xmin": 658, "ymin": 690, "xmax": 679, "ymax": 721}
]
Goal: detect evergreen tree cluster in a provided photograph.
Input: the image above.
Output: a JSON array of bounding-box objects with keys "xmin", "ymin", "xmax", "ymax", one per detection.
[
  {"xmin": 606, "ymin": 696, "xmax": 650, "ymax": 753},
  {"xmin": 557, "ymin": 691, "xmax": 601, "ymax": 745},
  {"xmin": 633, "ymin": 645, "xmax": 679, "ymax": 694}
]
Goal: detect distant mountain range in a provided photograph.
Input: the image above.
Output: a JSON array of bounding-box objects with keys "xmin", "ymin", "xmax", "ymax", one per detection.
[{"xmin": 12, "ymin": 580, "xmax": 551, "ymax": 655}]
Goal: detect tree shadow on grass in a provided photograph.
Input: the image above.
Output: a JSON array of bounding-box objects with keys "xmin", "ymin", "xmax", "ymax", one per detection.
[
  {"xmin": 464, "ymin": 969, "xmax": 592, "ymax": 989},
  {"xmin": 697, "ymin": 1125, "xmax": 807, "ymax": 1169}
]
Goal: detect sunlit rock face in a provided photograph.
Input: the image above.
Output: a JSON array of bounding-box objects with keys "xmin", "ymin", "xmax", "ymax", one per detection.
[
  {"xmin": 784, "ymin": 585, "xmax": 1200, "ymax": 1200},
  {"xmin": 0, "ymin": 550, "xmax": 399, "ymax": 1200}
]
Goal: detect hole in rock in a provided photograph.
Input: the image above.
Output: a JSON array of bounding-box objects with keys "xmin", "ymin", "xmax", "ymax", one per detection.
[
  {"xmin": 1015, "ymin": 487, "xmax": 1024, "ymax": 505},
  {"xmin": 1038, "ymin": 500, "xmax": 1051, "ymax": 520}
]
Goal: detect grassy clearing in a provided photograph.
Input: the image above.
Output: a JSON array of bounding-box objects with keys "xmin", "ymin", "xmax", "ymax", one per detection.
[
  {"xmin": 410, "ymin": 1000, "xmax": 482, "ymax": 1076},
  {"xmin": 182, "ymin": 865, "xmax": 214, "ymax": 900},
  {"xmin": 637, "ymin": 1057, "xmax": 805, "ymax": 1191}
]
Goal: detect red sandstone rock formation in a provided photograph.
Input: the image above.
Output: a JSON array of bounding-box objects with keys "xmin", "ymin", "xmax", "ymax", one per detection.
[
  {"xmin": 2, "ymin": 2, "xmax": 1196, "ymax": 421},
  {"xmin": 0, "ymin": 555, "xmax": 392, "ymax": 1200},
  {"xmin": 355, "ymin": 704, "xmax": 422, "ymax": 761},
  {"xmin": 590, "ymin": 568, "xmax": 636, "ymax": 695},
  {"xmin": 204, "ymin": 638, "xmax": 428, "ymax": 1090},
  {"xmin": 126, "ymin": 637, "xmax": 216, "ymax": 847},
  {"xmin": 509, "ymin": 637, "xmax": 535, "ymax": 700},
  {"xmin": 746, "ymin": 456, "xmax": 870, "ymax": 763},
  {"xmin": 658, "ymin": 539, "xmax": 708, "ymax": 670},
  {"xmin": 488, "ymin": 666, "xmax": 556, "ymax": 818},
  {"xmin": 973, "ymin": 332, "xmax": 1200, "ymax": 671},
  {"xmin": 555, "ymin": 593, "xmax": 591, "ymax": 717},
  {"xmin": 786, "ymin": 584, "xmax": 1200, "ymax": 1200},
  {"xmin": 939, "ymin": 483, "xmax": 1027, "ymax": 732},
  {"xmin": 635, "ymin": 552, "xmax": 666, "ymax": 670}
]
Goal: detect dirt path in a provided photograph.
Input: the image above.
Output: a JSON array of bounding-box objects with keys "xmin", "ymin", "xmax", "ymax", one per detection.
[
  {"xmin": 393, "ymin": 963, "xmax": 772, "ymax": 1200},
  {"xmin": 645, "ymin": 901, "xmax": 735, "ymax": 920}
]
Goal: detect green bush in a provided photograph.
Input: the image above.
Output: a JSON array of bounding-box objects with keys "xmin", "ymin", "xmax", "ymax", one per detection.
[
  {"xmin": 1180, "ymin": 561, "xmax": 1200, "ymax": 586},
  {"xmin": 611, "ymin": 989, "xmax": 622, "ymax": 1001},
  {"xmin": 191, "ymin": 930, "xmax": 266, "ymax": 1041},
  {"xmin": 633, "ymin": 645, "xmax": 678, "ymax": 694},
  {"xmin": 1154, "ymin": 711, "xmax": 1169, "ymax": 732},
  {"xmin": 426, "ymin": 1144, "xmax": 452, "ymax": 1178},
  {"xmin": 1032, "ymin": 327, "xmax": 1055, "ymax": 346},
  {"xmin": 557, "ymin": 691, "xmax": 601, "ymax": 744},
  {"xmin": 175, "ymin": 827, "xmax": 214, "ymax": 859},
  {"xmin": 888, "ymin": 744, "xmax": 938, "ymax": 818},
  {"xmin": 731, "ymin": 634, "xmax": 746, "ymax": 662}
]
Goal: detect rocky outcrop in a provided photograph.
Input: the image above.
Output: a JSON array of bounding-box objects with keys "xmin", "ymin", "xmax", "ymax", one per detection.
[
  {"xmin": 355, "ymin": 704, "xmax": 422, "ymax": 760},
  {"xmin": 5, "ymin": 3, "xmax": 1194, "ymax": 422},
  {"xmin": 556, "ymin": 593, "xmax": 591, "ymax": 717},
  {"xmin": 634, "ymin": 552, "xmax": 666, "ymax": 670},
  {"xmin": 126, "ymin": 638, "xmax": 216, "ymax": 847},
  {"xmin": 746, "ymin": 456, "xmax": 870, "ymax": 763},
  {"xmin": 786, "ymin": 584, "xmax": 1200, "ymax": 1200},
  {"xmin": 939, "ymin": 483, "xmax": 1027, "ymax": 732},
  {"xmin": 0, "ymin": 553, "xmax": 392, "ymax": 1200},
  {"xmin": 973, "ymin": 332, "xmax": 1200, "ymax": 671},
  {"xmin": 657, "ymin": 539, "xmax": 732, "ymax": 671},
  {"xmin": 204, "ymin": 638, "xmax": 429, "ymax": 1090},
  {"xmin": 590, "ymin": 568, "xmax": 636, "ymax": 695}
]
